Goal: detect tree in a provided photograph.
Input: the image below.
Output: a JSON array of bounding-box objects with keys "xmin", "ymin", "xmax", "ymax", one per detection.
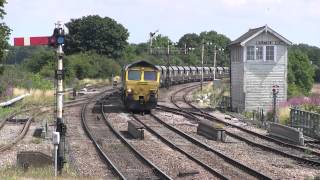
[
  {"xmin": 0, "ymin": 0, "xmax": 10, "ymax": 75},
  {"xmin": 64, "ymin": 15, "xmax": 129, "ymax": 58},
  {"xmin": 288, "ymin": 49, "xmax": 315, "ymax": 96},
  {"xmin": 290, "ymin": 44, "xmax": 320, "ymax": 82},
  {"xmin": 199, "ymin": 31, "xmax": 231, "ymax": 66},
  {"xmin": 178, "ymin": 33, "xmax": 201, "ymax": 48},
  {"xmin": 152, "ymin": 34, "xmax": 172, "ymax": 48},
  {"xmin": 23, "ymin": 50, "xmax": 55, "ymax": 74}
]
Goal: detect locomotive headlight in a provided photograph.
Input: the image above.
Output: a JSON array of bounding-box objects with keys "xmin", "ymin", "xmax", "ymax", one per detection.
[
  {"xmin": 127, "ymin": 88, "xmax": 132, "ymax": 93},
  {"xmin": 149, "ymin": 89, "xmax": 156, "ymax": 94}
]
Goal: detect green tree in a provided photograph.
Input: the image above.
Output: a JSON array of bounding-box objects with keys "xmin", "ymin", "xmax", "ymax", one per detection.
[
  {"xmin": 64, "ymin": 15, "xmax": 129, "ymax": 58},
  {"xmin": 23, "ymin": 50, "xmax": 55, "ymax": 74},
  {"xmin": 199, "ymin": 31, "xmax": 231, "ymax": 66},
  {"xmin": 0, "ymin": 0, "xmax": 10, "ymax": 75},
  {"xmin": 290, "ymin": 44, "xmax": 320, "ymax": 82},
  {"xmin": 178, "ymin": 33, "xmax": 201, "ymax": 48},
  {"xmin": 152, "ymin": 34, "xmax": 172, "ymax": 48},
  {"xmin": 288, "ymin": 49, "xmax": 315, "ymax": 96}
]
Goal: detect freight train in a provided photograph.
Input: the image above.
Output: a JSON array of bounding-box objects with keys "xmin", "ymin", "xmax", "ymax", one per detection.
[{"xmin": 121, "ymin": 60, "xmax": 229, "ymax": 111}]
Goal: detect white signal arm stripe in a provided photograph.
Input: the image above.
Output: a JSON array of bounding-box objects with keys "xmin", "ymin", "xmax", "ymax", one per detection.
[{"xmin": 24, "ymin": 37, "xmax": 30, "ymax": 46}]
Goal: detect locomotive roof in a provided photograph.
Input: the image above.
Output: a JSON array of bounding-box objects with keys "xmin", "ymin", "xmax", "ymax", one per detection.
[{"xmin": 124, "ymin": 60, "xmax": 159, "ymax": 70}]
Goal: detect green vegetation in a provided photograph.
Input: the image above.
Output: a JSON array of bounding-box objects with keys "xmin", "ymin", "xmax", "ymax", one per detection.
[
  {"xmin": 0, "ymin": 163, "xmax": 86, "ymax": 180},
  {"xmin": 65, "ymin": 15, "xmax": 129, "ymax": 58},
  {"xmin": 0, "ymin": 0, "xmax": 10, "ymax": 73},
  {"xmin": 287, "ymin": 49, "xmax": 315, "ymax": 97},
  {"xmin": 0, "ymin": 13, "xmax": 319, "ymax": 100},
  {"xmin": 192, "ymin": 81, "xmax": 229, "ymax": 109}
]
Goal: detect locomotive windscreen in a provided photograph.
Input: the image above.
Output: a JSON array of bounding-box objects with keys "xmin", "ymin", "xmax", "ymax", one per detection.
[
  {"xmin": 128, "ymin": 70, "xmax": 141, "ymax": 80},
  {"xmin": 144, "ymin": 71, "xmax": 157, "ymax": 81}
]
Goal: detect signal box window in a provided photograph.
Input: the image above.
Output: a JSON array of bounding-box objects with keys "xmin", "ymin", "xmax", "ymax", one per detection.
[
  {"xmin": 144, "ymin": 71, "xmax": 157, "ymax": 81},
  {"xmin": 128, "ymin": 70, "xmax": 141, "ymax": 80},
  {"xmin": 246, "ymin": 46, "xmax": 255, "ymax": 60},
  {"xmin": 266, "ymin": 46, "xmax": 275, "ymax": 61},
  {"xmin": 255, "ymin": 46, "xmax": 263, "ymax": 60}
]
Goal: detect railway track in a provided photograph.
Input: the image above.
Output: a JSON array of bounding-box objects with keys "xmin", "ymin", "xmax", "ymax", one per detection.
[
  {"xmin": 132, "ymin": 112, "xmax": 271, "ymax": 179},
  {"xmin": 168, "ymin": 84, "xmax": 320, "ymax": 166},
  {"xmin": 81, "ymin": 90, "xmax": 171, "ymax": 180},
  {"xmin": 0, "ymin": 88, "xmax": 108, "ymax": 153},
  {"xmin": 0, "ymin": 111, "xmax": 40, "ymax": 153}
]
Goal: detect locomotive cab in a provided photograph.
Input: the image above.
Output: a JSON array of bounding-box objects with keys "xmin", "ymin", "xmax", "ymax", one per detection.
[{"xmin": 122, "ymin": 61, "xmax": 160, "ymax": 111}]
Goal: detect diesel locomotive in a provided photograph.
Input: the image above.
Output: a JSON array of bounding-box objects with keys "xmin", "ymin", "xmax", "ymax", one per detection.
[
  {"xmin": 121, "ymin": 60, "xmax": 229, "ymax": 111},
  {"xmin": 121, "ymin": 60, "xmax": 160, "ymax": 111}
]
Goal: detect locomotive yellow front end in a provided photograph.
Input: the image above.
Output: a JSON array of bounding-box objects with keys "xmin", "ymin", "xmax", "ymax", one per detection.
[{"xmin": 122, "ymin": 61, "xmax": 160, "ymax": 111}]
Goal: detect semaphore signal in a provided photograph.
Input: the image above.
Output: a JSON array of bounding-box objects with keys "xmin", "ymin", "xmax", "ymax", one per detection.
[{"xmin": 13, "ymin": 21, "xmax": 67, "ymax": 176}]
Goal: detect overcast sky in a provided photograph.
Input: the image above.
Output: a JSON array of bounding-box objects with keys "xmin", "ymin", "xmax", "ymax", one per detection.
[{"xmin": 4, "ymin": 0, "xmax": 320, "ymax": 47}]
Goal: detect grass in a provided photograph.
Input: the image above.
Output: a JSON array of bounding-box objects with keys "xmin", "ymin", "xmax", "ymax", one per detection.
[
  {"xmin": 0, "ymin": 163, "xmax": 98, "ymax": 180},
  {"xmin": 192, "ymin": 81, "xmax": 229, "ymax": 108},
  {"xmin": 30, "ymin": 138, "xmax": 42, "ymax": 144},
  {"xmin": 77, "ymin": 78, "xmax": 110, "ymax": 89}
]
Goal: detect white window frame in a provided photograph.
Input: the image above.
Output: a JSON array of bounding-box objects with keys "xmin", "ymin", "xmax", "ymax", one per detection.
[
  {"xmin": 244, "ymin": 45, "xmax": 277, "ymax": 62},
  {"xmin": 255, "ymin": 46, "xmax": 263, "ymax": 60},
  {"xmin": 266, "ymin": 45, "xmax": 275, "ymax": 61},
  {"xmin": 246, "ymin": 46, "xmax": 255, "ymax": 60}
]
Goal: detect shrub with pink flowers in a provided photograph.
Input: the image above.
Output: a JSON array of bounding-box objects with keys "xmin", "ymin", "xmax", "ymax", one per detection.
[
  {"xmin": 277, "ymin": 96, "xmax": 320, "ymax": 125},
  {"xmin": 280, "ymin": 96, "xmax": 320, "ymax": 113}
]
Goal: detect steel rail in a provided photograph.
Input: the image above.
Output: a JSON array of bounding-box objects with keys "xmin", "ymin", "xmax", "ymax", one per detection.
[
  {"xmin": 151, "ymin": 108, "xmax": 272, "ymax": 180},
  {"xmin": 81, "ymin": 91, "xmax": 126, "ymax": 180},
  {"xmin": 181, "ymin": 88, "xmax": 320, "ymax": 158},
  {"xmin": 101, "ymin": 93, "xmax": 172, "ymax": 180},
  {"xmin": 0, "ymin": 113, "xmax": 35, "ymax": 152},
  {"xmin": 131, "ymin": 113, "xmax": 230, "ymax": 180},
  {"xmin": 170, "ymin": 85, "xmax": 320, "ymax": 166}
]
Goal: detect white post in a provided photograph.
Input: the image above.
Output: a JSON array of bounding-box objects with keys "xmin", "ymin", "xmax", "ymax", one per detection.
[
  {"xmin": 53, "ymin": 132, "xmax": 60, "ymax": 177},
  {"xmin": 55, "ymin": 21, "xmax": 66, "ymax": 174},
  {"xmin": 201, "ymin": 41, "xmax": 204, "ymax": 92},
  {"xmin": 57, "ymin": 45, "xmax": 63, "ymax": 119},
  {"xmin": 213, "ymin": 45, "xmax": 217, "ymax": 80},
  {"xmin": 54, "ymin": 145, "xmax": 58, "ymax": 176}
]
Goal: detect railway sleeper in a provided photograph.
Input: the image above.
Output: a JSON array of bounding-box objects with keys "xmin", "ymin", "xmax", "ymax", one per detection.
[
  {"xmin": 197, "ymin": 119, "xmax": 227, "ymax": 142},
  {"xmin": 128, "ymin": 120, "xmax": 144, "ymax": 139}
]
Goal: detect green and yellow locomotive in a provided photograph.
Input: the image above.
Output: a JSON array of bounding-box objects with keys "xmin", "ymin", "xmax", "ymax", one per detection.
[{"xmin": 121, "ymin": 60, "xmax": 160, "ymax": 111}]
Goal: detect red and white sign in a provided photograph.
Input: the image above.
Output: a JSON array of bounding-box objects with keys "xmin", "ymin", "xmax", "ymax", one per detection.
[{"xmin": 14, "ymin": 36, "xmax": 51, "ymax": 46}]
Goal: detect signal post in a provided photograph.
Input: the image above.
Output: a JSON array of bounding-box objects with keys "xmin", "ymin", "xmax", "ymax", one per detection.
[{"xmin": 14, "ymin": 21, "xmax": 67, "ymax": 175}]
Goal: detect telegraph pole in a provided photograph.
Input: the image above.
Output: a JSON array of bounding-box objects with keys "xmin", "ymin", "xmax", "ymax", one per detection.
[
  {"xmin": 54, "ymin": 21, "xmax": 66, "ymax": 174},
  {"xmin": 201, "ymin": 41, "xmax": 204, "ymax": 92},
  {"xmin": 272, "ymin": 85, "xmax": 279, "ymax": 123},
  {"xmin": 165, "ymin": 40, "xmax": 170, "ymax": 89},
  {"xmin": 213, "ymin": 45, "xmax": 217, "ymax": 80}
]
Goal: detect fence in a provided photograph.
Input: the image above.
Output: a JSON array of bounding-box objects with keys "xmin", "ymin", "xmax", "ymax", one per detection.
[{"xmin": 290, "ymin": 108, "xmax": 320, "ymax": 140}]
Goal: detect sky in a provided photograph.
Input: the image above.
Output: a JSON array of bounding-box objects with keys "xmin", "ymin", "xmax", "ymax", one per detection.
[{"xmin": 3, "ymin": 0, "xmax": 320, "ymax": 47}]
